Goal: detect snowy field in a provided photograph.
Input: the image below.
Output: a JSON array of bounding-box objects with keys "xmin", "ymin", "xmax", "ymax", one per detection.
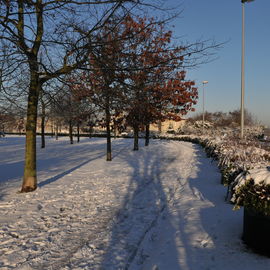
[{"xmin": 1, "ymin": 135, "xmax": 270, "ymax": 270}]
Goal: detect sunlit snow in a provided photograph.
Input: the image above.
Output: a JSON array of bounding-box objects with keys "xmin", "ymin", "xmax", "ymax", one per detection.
[{"xmin": 1, "ymin": 135, "xmax": 270, "ymax": 269}]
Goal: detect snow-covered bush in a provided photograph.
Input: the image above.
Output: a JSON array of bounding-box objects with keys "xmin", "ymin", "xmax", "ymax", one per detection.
[
  {"xmin": 159, "ymin": 126, "xmax": 270, "ymax": 213},
  {"xmin": 215, "ymin": 138, "xmax": 270, "ymax": 186},
  {"xmin": 231, "ymin": 168, "xmax": 270, "ymax": 215},
  {"xmin": 178, "ymin": 120, "xmax": 213, "ymax": 135}
]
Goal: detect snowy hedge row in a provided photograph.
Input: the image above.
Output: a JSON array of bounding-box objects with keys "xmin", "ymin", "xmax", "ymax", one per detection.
[{"xmin": 158, "ymin": 131, "xmax": 270, "ymax": 214}]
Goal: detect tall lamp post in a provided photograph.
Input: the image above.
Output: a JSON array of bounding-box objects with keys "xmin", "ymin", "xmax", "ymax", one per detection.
[
  {"xmin": 240, "ymin": 0, "xmax": 254, "ymax": 139},
  {"xmin": 202, "ymin": 80, "xmax": 208, "ymax": 135}
]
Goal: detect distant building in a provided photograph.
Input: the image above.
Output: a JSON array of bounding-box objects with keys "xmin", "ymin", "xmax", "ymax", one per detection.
[{"xmin": 150, "ymin": 119, "xmax": 186, "ymax": 134}]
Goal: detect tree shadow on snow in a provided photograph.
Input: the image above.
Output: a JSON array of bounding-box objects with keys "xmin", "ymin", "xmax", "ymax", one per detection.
[
  {"xmin": 38, "ymin": 138, "xmax": 131, "ymax": 188},
  {"xmin": 38, "ymin": 153, "xmax": 105, "ymax": 188},
  {"xmin": 0, "ymin": 160, "xmax": 25, "ymax": 184},
  {"xmin": 0, "ymin": 137, "xmax": 109, "ymax": 199},
  {"xmin": 0, "ymin": 161, "xmax": 25, "ymax": 201},
  {"xmin": 162, "ymin": 143, "xmax": 245, "ymax": 270},
  {"xmin": 99, "ymin": 139, "xmax": 182, "ymax": 270},
  {"xmin": 99, "ymin": 141, "xmax": 246, "ymax": 270}
]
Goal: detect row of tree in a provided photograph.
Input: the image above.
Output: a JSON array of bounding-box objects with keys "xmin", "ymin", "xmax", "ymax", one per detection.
[
  {"xmin": 0, "ymin": 0, "xmax": 219, "ymax": 192},
  {"xmin": 68, "ymin": 15, "xmax": 200, "ymax": 159},
  {"xmin": 188, "ymin": 109, "xmax": 256, "ymax": 128}
]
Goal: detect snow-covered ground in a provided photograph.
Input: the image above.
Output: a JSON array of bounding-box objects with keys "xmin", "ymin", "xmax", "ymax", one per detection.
[{"xmin": 1, "ymin": 135, "xmax": 270, "ymax": 269}]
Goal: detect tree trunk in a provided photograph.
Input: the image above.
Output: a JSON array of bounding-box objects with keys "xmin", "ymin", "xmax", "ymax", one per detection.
[
  {"xmin": 77, "ymin": 122, "xmax": 80, "ymax": 143},
  {"xmin": 51, "ymin": 121, "xmax": 54, "ymax": 137},
  {"xmin": 69, "ymin": 120, "xmax": 73, "ymax": 144},
  {"xmin": 55, "ymin": 122, "xmax": 58, "ymax": 140},
  {"xmin": 21, "ymin": 73, "xmax": 40, "ymax": 192},
  {"xmin": 114, "ymin": 121, "xmax": 117, "ymax": 139},
  {"xmin": 133, "ymin": 125, "xmax": 139, "ymax": 151},
  {"xmin": 106, "ymin": 106, "xmax": 112, "ymax": 161},
  {"xmin": 145, "ymin": 123, "xmax": 150, "ymax": 146},
  {"xmin": 158, "ymin": 120, "xmax": 162, "ymax": 134},
  {"xmin": 41, "ymin": 98, "xmax": 45, "ymax": 148},
  {"xmin": 89, "ymin": 127, "xmax": 92, "ymax": 138}
]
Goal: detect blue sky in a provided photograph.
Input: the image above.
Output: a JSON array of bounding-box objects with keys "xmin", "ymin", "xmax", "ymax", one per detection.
[{"xmin": 164, "ymin": 0, "xmax": 270, "ymax": 126}]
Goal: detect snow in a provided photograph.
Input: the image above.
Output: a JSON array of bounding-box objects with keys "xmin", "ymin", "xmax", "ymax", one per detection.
[
  {"xmin": 231, "ymin": 167, "xmax": 270, "ymax": 202},
  {"xmin": 1, "ymin": 135, "xmax": 270, "ymax": 269},
  {"xmin": 239, "ymin": 167, "xmax": 270, "ymax": 185}
]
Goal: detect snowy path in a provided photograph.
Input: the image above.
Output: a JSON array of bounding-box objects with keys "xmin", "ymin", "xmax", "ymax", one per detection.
[{"xmin": 0, "ymin": 136, "xmax": 270, "ymax": 269}]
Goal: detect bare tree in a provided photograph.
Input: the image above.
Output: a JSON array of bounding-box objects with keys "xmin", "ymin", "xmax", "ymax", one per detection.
[
  {"xmin": 188, "ymin": 109, "xmax": 256, "ymax": 128},
  {"xmin": 0, "ymin": 0, "xmax": 221, "ymax": 192},
  {"xmin": 0, "ymin": 0, "xmax": 145, "ymax": 192}
]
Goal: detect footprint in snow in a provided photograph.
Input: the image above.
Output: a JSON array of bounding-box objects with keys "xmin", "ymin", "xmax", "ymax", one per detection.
[
  {"xmin": 201, "ymin": 239, "xmax": 209, "ymax": 247},
  {"xmin": 192, "ymin": 187, "xmax": 205, "ymax": 201}
]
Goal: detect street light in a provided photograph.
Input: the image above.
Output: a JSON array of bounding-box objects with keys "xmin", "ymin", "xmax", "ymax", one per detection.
[
  {"xmin": 202, "ymin": 80, "xmax": 208, "ymax": 135},
  {"xmin": 240, "ymin": 0, "xmax": 255, "ymax": 139}
]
